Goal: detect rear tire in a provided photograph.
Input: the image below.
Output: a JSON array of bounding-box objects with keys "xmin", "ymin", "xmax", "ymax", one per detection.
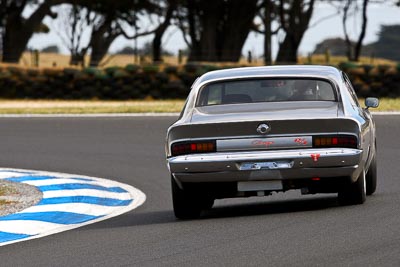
[
  {"xmin": 338, "ymin": 170, "xmax": 366, "ymax": 205},
  {"xmin": 366, "ymin": 154, "xmax": 377, "ymax": 196},
  {"xmin": 171, "ymin": 177, "xmax": 202, "ymax": 219}
]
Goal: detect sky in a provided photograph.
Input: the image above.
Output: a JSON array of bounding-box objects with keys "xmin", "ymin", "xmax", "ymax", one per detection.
[{"xmin": 26, "ymin": 1, "xmax": 400, "ymax": 60}]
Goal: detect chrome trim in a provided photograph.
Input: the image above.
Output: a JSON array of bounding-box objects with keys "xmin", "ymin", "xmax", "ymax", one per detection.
[
  {"xmin": 168, "ymin": 148, "xmax": 361, "ymax": 164},
  {"xmin": 167, "ymin": 148, "xmax": 363, "ymax": 179},
  {"xmin": 217, "ymin": 136, "xmax": 312, "ymax": 151}
]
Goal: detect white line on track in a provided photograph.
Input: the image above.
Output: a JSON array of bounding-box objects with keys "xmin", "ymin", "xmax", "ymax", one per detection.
[
  {"xmin": 23, "ymin": 203, "xmax": 127, "ymax": 216},
  {"xmin": 42, "ymin": 189, "xmax": 132, "ymax": 200},
  {"xmin": 0, "ymin": 221, "xmax": 64, "ymax": 235},
  {"xmin": 22, "ymin": 178, "xmax": 112, "ymax": 186},
  {"xmin": 0, "ymin": 172, "xmax": 31, "ymax": 179}
]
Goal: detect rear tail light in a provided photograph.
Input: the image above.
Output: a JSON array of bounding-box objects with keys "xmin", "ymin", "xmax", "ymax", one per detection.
[
  {"xmin": 171, "ymin": 141, "xmax": 216, "ymax": 156},
  {"xmin": 313, "ymin": 135, "xmax": 357, "ymax": 149}
]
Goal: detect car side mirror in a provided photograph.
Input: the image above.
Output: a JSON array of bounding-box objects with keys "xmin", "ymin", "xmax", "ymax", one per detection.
[{"xmin": 365, "ymin": 97, "xmax": 379, "ymax": 109}]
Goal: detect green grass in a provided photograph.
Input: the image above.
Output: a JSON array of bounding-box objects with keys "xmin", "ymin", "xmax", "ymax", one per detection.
[
  {"xmin": 0, "ymin": 100, "xmax": 185, "ymax": 114},
  {"xmin": 0, "ymin": 99, "xmax": 397, "ymax": 114}
]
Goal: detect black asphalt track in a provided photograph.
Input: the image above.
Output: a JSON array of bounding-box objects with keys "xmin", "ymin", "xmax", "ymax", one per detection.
[{"xmin": 0, "ymin": 115, "xmax": 399, "ymax": 266}]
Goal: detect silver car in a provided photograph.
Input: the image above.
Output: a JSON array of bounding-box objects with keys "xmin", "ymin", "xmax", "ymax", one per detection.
[{"xmin": 166, "ymin": 65, "xmax": 378, "ymax": 219}]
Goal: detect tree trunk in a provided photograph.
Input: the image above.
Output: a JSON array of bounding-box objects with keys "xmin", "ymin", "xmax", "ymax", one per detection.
[
  {"xmin": 187, "ymin": 1, "xmax": 222, "ymax": 62},
  {"xmin": 152, "ymin": 33, "xmax": 163, "ymax": 63},
  {"xmin": 219, "ymin": 0, "xmax": 258, "ymax": 62},
  {"xmin": 263, "ymin": 0, "xmax": 273, "ymax": 65},
  {"xmin": 276, "ymin": 34, "xmax": 301, "ymax": 63},
  {"xmin": 152, "ymin": 0, "xmax": 177, "ymax": 63},
  {"xmin": 2, "ymin": 15, "xmax": 29, "ymax": 63},
  {"xmin": 89, "ymin": 19, "xmax": 115, "ymax": 67},
  {"xmin": 90, "ymin": 35, "xmax": 116, "ymax": 67},
  {"xmin": 69, "ymin": 53, "xmax": 85, "ymax": 66},
  {"xmin": 353, "ymin": 0, "xmax": 369, "ymax": 61},
  {"xmin": 276, "ymin": 0, "xmax": 315, "ymax": 64},
  {"xmin": 198, "ymin": 2, "xmax": 221, "ymax": 61},
  {"xmin": 187, "ymin": 0, "xmax": 258, "ymax": 62},
  {"xmin": 342, "ymin": 0, "xmax": 353, "ymax": 60},
  {"xmin": 186, "ymin": 0, "xmax": 201, "ymax": 61},
  {"xmin": 2, "ymin": 0, "xmax": 66, "ymax": 63}
]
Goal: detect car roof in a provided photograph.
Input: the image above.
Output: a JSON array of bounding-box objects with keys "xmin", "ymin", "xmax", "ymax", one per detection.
[{"xmin": 195, "ymin": 65, "xmax": 343, "ymax": 86}]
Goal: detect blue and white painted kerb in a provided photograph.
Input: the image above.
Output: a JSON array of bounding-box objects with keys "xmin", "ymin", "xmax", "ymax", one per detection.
[{"xmin": 0, "ymin": 168, "xmax": 146, "ymax": 246}]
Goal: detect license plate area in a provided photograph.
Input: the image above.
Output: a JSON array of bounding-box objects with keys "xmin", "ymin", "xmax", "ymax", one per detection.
[
  {"xmin": 238, "ymin": 180, "xmax": 283, "ymax": 192},
  {"xmin": 239, "ymin": 161, "xmax": 293, "ymax": 171}
]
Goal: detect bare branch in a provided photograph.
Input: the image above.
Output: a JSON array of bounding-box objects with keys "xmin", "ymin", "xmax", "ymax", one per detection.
[
  {"xmin": 354, "ymin": 0, "xmax": 369, "ymax": 60},
  {"xmin": 278, "ymin": 0, "xmax": 287, "ymax": 32},
  {"xmin": 175, "ymin": 10, "xmax": 192, "ymax": 47},
  {"xmin": 309, "ymin": 11, "xmax": 340, "ymax": 29},
  {"xmin": 342, "ymin": 0, "xmax": 354, "ymax": 59},
  {"xmin": 118, "ymin": 22, "xmax": 157, "ymax": 40}
]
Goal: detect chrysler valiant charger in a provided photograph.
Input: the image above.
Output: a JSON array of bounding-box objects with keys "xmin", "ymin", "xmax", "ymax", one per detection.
[{"xmin": 166, "ymin": 65, "xmax": 378, "ymax": 219}]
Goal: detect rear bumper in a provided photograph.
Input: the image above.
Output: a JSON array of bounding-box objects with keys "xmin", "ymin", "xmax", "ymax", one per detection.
[{"xmin": 167, "ymin": 148, "xmax": 363, "ymax": 183}]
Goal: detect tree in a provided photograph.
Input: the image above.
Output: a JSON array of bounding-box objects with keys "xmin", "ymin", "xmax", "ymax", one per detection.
[
  {"xmin": 275, "ymin": 0, "xmax": 315, "ymax": 63},
  {"xmin": 341, "ymin": 0, "xmax": 369, "ymax": 61},
  {"xmin": 87, "ymin": 0, "xmax": 159, "ymax": 66},
  {"xmin": 178, "ymin": 0, "xmax": 259, "ymax": 62},
  {"xmin": 152, "ymin": 0, "xmax": 177, "ymax": 63},
  {"xmin": 54, "ymin": 3, "xmax": 95, "ymax": 66},
  {"xmin": 253, "ymin": 0, "xmax": 281, "ymax": 65},
  {"xmin": 0, "ymin": 0, "xmax": 68, "ymax": 63},
  {"xmin": 52, "ymin": 0, "xmax": 159, "ymax": 66},
  {"xmin": 261, "ymin": 0, "xmax": 274, "ymax": 65}
]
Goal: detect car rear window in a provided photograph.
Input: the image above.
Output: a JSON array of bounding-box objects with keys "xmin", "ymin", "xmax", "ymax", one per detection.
[{"xmin": 196, "ymin": 78, "xmax": 336, "ymax": 106}]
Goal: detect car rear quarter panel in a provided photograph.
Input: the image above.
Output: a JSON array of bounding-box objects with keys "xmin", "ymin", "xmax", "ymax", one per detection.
[{"xmin": 338, "ymin": 79, "xmax": 373, "ymax": 177}]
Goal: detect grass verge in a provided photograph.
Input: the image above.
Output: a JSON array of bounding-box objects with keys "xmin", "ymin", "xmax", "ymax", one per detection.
[
  {"xmin": 0, "ymin": 100, "xmax": 185, "ymax": 114},
  {"xmin": 0, "ymin": 98, "xmax": 398, "ymax": 114}
]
